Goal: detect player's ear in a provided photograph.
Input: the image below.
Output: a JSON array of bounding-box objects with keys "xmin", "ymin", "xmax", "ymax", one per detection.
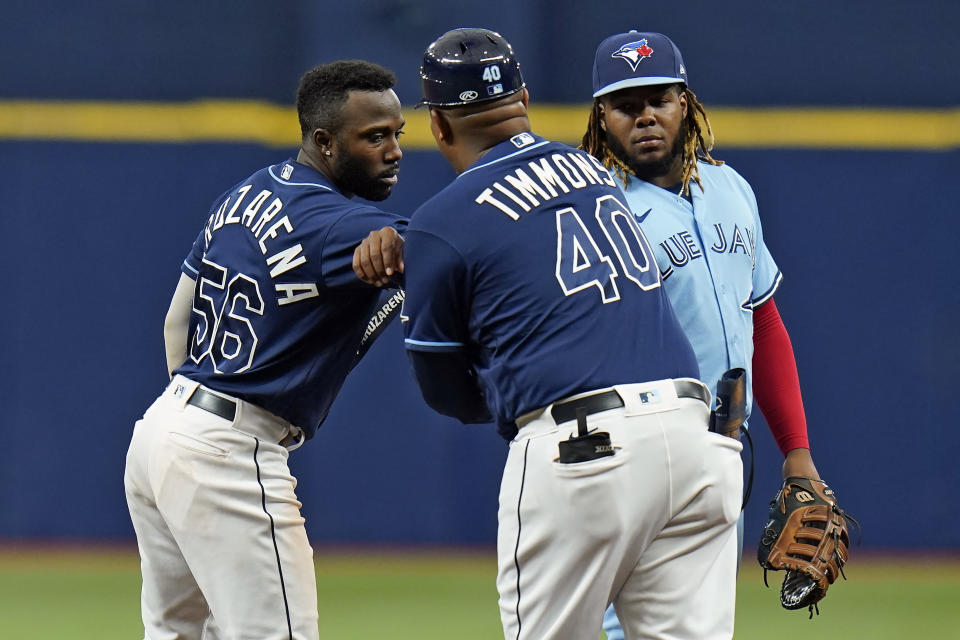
[
  {"xmin": 428, "ymin": 108, "xmax": 452, "ymax": 145},
  {"xmin": 520, "ymin": 87, "xmax": 530, "ymax": 109},
  {"xmin": 677, "ymin": 87, "xmax": 688, "ymax": 119},
  {"xmin": 312, "ymin": 128, "xmax": 334, "ymax": 157},
  {"xmin": 597, "ymin": 101, "xmax": 607, "ymax": 132}
]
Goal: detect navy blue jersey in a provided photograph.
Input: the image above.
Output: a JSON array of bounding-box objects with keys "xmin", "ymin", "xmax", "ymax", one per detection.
[
  {"xmin": 174, "ymin": 159, "xmax": 407, "ymax": 436},
  {"xmin": 402, "ymin": 133, "xmax": 698, "ymax": 426}
]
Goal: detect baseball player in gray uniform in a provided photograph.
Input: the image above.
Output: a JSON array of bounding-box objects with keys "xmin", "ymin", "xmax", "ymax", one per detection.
[
  {"xmin": 124, "ymin": 60, "xmax": 406, "ymax": 639},
  {"xmin": 580, "ymin": 31, "xmax": 824, "ymax": 639}
]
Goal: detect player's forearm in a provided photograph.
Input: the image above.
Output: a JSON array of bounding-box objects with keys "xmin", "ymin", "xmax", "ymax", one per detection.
[
  {"xmin": 408, "ymin": 351, "xmax": 493, "ymax": 424},
  {"xmin": 164, "ymin": 273, "xmax": 196, "ymax": 378},
  {"xmin": 752, "ymin": 298, "xmax": 810, "ymax": 455}
]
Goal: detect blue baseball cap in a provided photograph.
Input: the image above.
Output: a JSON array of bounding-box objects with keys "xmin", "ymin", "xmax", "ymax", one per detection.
[{"xmin": 592, "ymin": 31, "xmax": 688, "ymax": 98}]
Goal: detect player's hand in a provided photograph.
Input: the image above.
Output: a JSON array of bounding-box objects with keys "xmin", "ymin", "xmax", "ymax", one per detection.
[
  {"xmin": 781, "ymin": 447, "xmax": 820, "ymax": 481},
  {"xmin": 353, "ymin": 226, "xmax": 404, "ymax": 287}
]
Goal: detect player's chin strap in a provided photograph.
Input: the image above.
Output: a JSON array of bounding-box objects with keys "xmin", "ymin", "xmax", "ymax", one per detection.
[{"xmin": 709, "ymin": 368, "xmax": 754, "ymax": 511}]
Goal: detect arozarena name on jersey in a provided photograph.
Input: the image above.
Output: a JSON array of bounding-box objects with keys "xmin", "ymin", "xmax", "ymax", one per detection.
[
  {"xmin": 202, "ymin": 185, "xmax": 317, "ymax": 306},
  {"xmin": 474, "ymin": 150, "xmax": 617, "ymax": 220},
  {"xmin": 359, "ymin": 289, "xmax": 405, "ymax": 346}
]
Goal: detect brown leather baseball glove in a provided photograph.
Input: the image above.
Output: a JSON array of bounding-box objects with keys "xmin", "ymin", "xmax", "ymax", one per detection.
[{"xmin": 757, "ymin": 477, "xmax": 855, "ymax": 616}]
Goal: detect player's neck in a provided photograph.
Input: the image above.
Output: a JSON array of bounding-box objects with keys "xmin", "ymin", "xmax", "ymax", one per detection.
[
  {"xmin": 296, "ymin": 148, "xmax": 335, "ymax": 184},
  {"xmin": 644, "ymin": 158, "xmax": 684, "ymax": 189},
  {"xmin": 453, "ymin": 123, "xmax": 532, "ymax": 174}
]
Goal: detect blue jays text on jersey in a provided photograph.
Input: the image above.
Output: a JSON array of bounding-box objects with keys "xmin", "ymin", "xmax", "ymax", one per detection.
[
  {"xmin": 655, "ymin": 215, "xmax": 756, "ymax": 280},
  {"xmin": 619, "ymin": 163, "xmax": 782, "ymax": 416},
  {"xmin": 174, "ymin": 160, "xmax": 407, "ymax": 437},
  {"xmin": 402, "ymin": 133, "xmax": 699, "ymax": 436}
]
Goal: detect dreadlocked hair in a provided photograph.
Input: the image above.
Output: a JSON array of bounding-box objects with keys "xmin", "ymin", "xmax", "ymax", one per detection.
[{"xmin": 579, "ymin": 86, "xmax": 723, "ymax": 195}]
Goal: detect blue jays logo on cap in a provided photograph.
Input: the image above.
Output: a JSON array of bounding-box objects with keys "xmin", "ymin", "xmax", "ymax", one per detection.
[
  {"xmin": 612, "ymin": 39, "xmax": 654, "ymax": 72},
  {"xmin": 592, "ymin": 31, "xmax": 688, "ymax": 98}
]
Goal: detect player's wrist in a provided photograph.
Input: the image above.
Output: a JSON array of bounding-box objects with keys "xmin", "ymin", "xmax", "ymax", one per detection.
[{"xmin": 781, "ymin": 447, "xmax": 819, "ymax": 481}]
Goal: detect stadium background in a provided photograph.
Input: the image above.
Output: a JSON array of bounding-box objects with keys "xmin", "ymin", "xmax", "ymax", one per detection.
[{"xmin": 1, "ymin": 0, "xmax": 957, "ymax": 559}]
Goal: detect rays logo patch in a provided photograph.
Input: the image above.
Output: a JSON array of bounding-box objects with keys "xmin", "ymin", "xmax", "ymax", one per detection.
[{"xmin": 612, "ymin": 39, "xmax": 654, "ymax": 71}]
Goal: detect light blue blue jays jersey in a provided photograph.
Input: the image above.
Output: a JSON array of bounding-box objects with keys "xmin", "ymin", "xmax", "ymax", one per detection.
[{"xmin": 620, "ymin": 162, "xmax": 781, "ymax": 417}]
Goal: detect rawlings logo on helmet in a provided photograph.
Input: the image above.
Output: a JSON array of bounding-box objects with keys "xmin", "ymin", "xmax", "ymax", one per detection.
[
  {"xmin": 611, "ymin": 39, "xmax": 654, "ymax": 71},
  {"xmin": 459, "ymin": 90, "xmax": 478, "ymax": 102}
]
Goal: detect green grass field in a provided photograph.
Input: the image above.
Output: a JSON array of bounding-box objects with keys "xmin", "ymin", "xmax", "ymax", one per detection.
[{"xmin": 1, "ymin": 547, "xmax": 957, "ymax": 638}]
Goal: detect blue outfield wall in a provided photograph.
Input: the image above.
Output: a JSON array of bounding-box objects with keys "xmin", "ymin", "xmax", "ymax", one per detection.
[
  {"xmin": 0, "ymin": 141, "xmax": 957, "ymax": 548},
  {"xmin": 1, "ymin": 1, "xmax": 957, "ymax": 107},
  {"xmin": 0, "ymin": 0, "xmax": 957, "ymax": 549}
]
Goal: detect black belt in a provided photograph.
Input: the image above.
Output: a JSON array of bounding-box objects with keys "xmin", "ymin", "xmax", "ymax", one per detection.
[
  {"xmin": 550, "ymin": 380, "xmax": 710, "ymax": 425},
  {"xmin": 187, "ymin": 387, "xmax": 236, "ymax": 421},
  {"xmin": 186, "ymin": 387, "xmax": 298, "ymax": 447}
]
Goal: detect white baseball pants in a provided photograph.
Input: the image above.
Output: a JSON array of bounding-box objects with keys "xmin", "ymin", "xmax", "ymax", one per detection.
[
  {"xmin": 124, "ymin": 375, "xmax": 318, "ymax": 640},
  {"xmin": 497, "ymin": 379, "xmax": 743, "ymax": 640}
]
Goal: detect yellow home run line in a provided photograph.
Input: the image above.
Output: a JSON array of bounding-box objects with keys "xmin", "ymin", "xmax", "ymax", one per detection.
[{"xmin": 0, "ymin": 100, "xmax": 957, "ymax": 150}]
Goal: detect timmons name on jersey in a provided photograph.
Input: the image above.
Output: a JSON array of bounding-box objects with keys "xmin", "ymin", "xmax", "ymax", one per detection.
[
  {"xmin": 474, "ymin": 151, "xmax": 617, "ymax": 221},
  {"xmin": 202, "ymin": 184, "xmax": 318, "ymax": 307}
]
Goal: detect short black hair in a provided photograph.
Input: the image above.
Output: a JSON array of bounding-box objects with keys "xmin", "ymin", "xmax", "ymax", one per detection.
[{"xmin": 296, "ymin": 60, "xmax": 397, "ymax": 138}]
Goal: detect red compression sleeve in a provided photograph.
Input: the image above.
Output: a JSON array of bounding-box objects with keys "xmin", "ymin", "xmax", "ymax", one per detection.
[{"xmin": 752, "ymin": 298, "xmax": 810, "ymax": 455}]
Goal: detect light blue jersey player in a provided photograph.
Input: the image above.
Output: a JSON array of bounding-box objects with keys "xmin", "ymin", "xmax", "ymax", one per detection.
[
  {"xmin": 581, "ymin": 31, "xmax": 821, "ymax": 639},
  {"xmin": 395, "ymin": 28, "xmax": 743, "ymax": 640},
  {"xmin": 124, "ymin": 61, "xmax": 406, "ymax": 640},
  {"xmin": 618, "ymin": 162, "xmax": 780, "ymax": 418}
]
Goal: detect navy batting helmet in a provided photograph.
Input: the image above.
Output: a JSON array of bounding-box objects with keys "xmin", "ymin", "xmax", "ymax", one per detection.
[{"xmin": 419, "ymin": 28, "xmax": 525, "ymax": 107}]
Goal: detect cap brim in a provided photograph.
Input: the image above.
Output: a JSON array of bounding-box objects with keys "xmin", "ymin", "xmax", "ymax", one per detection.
[{"xmin": 593, "ymin": 76, "xmax": 685, "ymax": 98}]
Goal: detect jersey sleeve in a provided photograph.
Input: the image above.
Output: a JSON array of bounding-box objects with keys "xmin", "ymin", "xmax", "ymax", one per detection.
[
  {"xmin": 402, "ymin": 228, "xmax": 471, "ymax": 353},
  {"xmin": 744, "ymin": 181, "xmax": 782, "ymax": 307},
  {"xmin": 180, "ymin": 228, "xmax": 205, "ymax": 278},
  {"xmin": 408, "ymin": 350, "xmax": 494, "ymax": 424},
  {"xmin": 321, "ymin": 207, "xmax": 409, "ymax": 289}
]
